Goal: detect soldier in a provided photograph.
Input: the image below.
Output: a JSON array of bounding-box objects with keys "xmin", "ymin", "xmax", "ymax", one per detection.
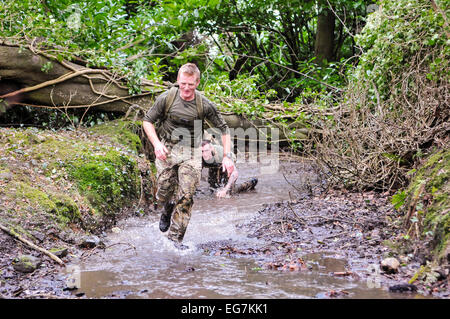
[
  {"xmin": 142, "ymin": 63, "xmax": 234, "ymax": 249},
  {"xmin": 201, "ymin": 139, "xmax": 258, "ymax": 198}
]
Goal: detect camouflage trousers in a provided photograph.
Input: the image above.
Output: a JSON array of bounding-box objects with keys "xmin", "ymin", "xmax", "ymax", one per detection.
[{"xmin": 155, "ymin": 141, "xmax": 202, "ymax": 243}]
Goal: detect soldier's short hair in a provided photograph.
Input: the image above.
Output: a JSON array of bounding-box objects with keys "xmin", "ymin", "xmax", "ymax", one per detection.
[
  {"xmin": 178, "ymin": 63, "xmax": 200, "ymax": 80},
  {"xmin": 201, "ymin": 139, "xmax": 211, "ymax": 147}
]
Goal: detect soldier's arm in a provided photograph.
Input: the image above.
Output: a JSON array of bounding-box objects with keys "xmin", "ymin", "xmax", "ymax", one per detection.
[
  {"xmin": 143, "ymin": 121, "xmax": 168, "ymax": 160},
  {"xmin": 221, "ymin": 134, "xmax": 235, "ymax": 177},
  {"xmin": 203, "ymin": 98, "xmax": 234, "ymax": 177},
  {"xmin": 142, "ymin": 93, "xmax": 169, "ymax": 160},
  {"xmin": 216, "ymin": 165, "xmax": 238, "ymax": 198}
]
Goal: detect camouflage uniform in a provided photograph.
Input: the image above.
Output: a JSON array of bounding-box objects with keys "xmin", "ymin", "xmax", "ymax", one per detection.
[{"xmin": 144, "ymin": 89, "xmax": 229, "ymax": 243}]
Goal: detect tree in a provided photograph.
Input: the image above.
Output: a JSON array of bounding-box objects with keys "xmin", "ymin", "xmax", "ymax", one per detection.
[
  {"xmin": 314, "ymin": 6, "xmax": 335, "ymax": 64},
  {"xmin": 191, "ymin": 0, "xmax": 374, "ymax": 99}
]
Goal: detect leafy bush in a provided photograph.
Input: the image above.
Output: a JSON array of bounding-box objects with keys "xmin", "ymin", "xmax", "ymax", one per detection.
[
  {"xmin": 353, "ymin": 0, "xmax": 449, "ymax": 102},
  {"xmin": 310, "ymin": 0, "xmax": 449, "ymax": 191}
]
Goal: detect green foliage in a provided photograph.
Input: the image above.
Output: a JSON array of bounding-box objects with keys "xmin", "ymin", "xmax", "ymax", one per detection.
[
  {"xmin": 0, "ymin": 0, "xmax": 373, "ymax": 101},
  {"xmin": 204, "ymin": 74, "xmax": 276, "ymax": 117},
  {"xmin": 0, "ymin": 0, "xmax": 195, "ymax": 91},
  {"xmin": 353, "ymin": 0, "xmax": 449, "ymax": 102},
  {"xmin": 392, "ymin": 149, "xmax": 449, "ymax": 261},
  {"xmin": 391, "ymin": 190, "xmax": 407, "ymax": 210},
  {"xmin": 193, "ymin": 0, "xmax": 372, "ymax": 98}
]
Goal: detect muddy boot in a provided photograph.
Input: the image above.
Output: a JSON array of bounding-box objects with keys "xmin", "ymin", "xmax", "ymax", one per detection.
[
  {"xmin": 234, "ymin": 177, "xmax": 258, "ymax": 193},
  {"xmin": 173, "ymin": 241, "xmax": 190, "ymax": 251},
  {"xmin": 159, "ymin": 201, "xmax": 175, "ymax": 232}
]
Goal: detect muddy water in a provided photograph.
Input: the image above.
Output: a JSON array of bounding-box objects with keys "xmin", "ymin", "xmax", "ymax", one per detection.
[{"xmin": 69, "ymin": 161, "xmax": 418, "ymax": 299}]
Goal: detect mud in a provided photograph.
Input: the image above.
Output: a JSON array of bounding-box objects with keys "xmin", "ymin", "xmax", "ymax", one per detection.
[
  {"xmin": 1, "ymin": 158, "xmax": 448, "ymax": 299},
  {"xmin": 199, "ymin": 189, "xmax": 449, "ymax": 298}
]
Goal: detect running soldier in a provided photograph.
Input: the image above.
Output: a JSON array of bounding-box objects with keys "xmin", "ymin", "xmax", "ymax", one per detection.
[{"xmin": 142, "ymin": 63, "xmax": 234, "ymax": 248}]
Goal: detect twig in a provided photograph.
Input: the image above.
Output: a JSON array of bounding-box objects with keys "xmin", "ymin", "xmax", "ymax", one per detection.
[
  {"xmin": 0, "ymin": 223, "xmax": 64, "ymax": 266},
  {"xmin": 282, "ymin": 172, "xmax": 304, "ymax": 195},
  {"xmin": 0, "ymin": 69, "xmax": 108, "ymax": 99},
  {"xmin": 321, "ymin": 231, "xmax": 348, "ymax": 240},
  {"xmin": 286, "ymin": 202, "xmax": 306, "ymax": 225}
]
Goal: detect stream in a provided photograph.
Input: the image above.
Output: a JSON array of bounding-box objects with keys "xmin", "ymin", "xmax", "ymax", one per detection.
[{"xmin": 66, "ymin": 160, "xmax": 425, "ymax": 299}]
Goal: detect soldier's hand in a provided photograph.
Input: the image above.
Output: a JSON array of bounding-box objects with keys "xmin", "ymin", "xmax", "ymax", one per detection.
[
  {"xmin": 216, "ymin": 188, "xmax": 229, "ymax": 198},
  {"xmin": 154, "ymin": 142, "xmax": 169, "ymax": 160}
]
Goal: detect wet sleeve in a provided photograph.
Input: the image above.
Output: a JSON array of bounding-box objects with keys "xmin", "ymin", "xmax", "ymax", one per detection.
[
  {"xmin": 203, "ymin": 97, "xmax": 230, "ymax": 135},
  {"xmin": 143, "ymin": 91, "xmax": 168, "ymax": 124}
]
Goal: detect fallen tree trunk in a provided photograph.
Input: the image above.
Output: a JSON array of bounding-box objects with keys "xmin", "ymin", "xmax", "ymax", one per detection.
[
  {"xmin": 0, "ymin": 43, "xmax": 311, "ymax": 142},
  {"xmin": 0, "ymin": 43, "xmax": 163, "ymax": 113}
]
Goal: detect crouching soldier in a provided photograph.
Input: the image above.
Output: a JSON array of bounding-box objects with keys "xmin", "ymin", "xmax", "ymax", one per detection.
[{"xmin": 201, "ymin": 139, "xmax": 258, "ymax": 198}]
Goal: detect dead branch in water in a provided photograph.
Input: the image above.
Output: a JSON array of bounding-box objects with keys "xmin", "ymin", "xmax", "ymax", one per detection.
[{"xmin": 0, "ymin": 223, "xmax": 64, "ymax": 266}]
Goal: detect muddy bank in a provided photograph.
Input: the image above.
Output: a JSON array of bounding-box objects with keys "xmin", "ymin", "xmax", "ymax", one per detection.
[
  {"xmin": 199, "ymin": 189, "xmax": 449, "ymax": 298},
  {"xmin": 0, "ymin": 125, "xmax": 448, "ymax": 299},
  {"xmin": 0, "ymin": 121, "xmax": 155, "ymax": 299}
]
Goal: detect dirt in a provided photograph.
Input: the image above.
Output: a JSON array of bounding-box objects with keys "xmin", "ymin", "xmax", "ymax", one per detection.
[
  {"xmin": 199, "ymin": 188, "xmax": 449, "ymax": 298},
  {"xmin": 0, "ymin": 153, "xmax": 448, "ymax": 299}
]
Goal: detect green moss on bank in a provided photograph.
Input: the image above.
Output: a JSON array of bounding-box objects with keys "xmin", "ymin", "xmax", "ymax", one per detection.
[
  {"xmin": 67, "ymin": 150, "xmax": 140, "ymax": 214},
  {"xmin": 0, "ymin": 119, "xmax": 151, "ymax": 238},
  {"xmin": 88, "ymin": 119, "xmax": 143, "ymax": 154},
  {"xmin": 392, "ymin": 149, "xmax": 450, "ymax": 263}
]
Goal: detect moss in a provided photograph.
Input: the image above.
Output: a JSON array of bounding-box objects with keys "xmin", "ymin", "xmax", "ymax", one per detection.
[
  {"xmin": 1, "ymin": 123, "xmax": 151, "ymax": 236},
  {"xmin": 393, "ymin": 149, "xmax": 450, "ymax": 263},
  {"xmin": 88, "ymin": 119, "xmax": 143, "ymax": 154},
  {"xmin": 67, "ymin": 150, "xmax": 140, "ymax": 214},
  {"xmin": 49, "ymin": 193, "xmax": 81, "ymax": 224},
  {"xmin": 12, "ymin": 181, "xmax": 57, "ymax": 213},
  {"xmin": 8, "ymin": 182, "xmax": 82, "ymax": 227}
]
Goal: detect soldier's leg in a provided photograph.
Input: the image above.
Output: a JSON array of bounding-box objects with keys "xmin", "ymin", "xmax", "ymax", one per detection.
[
  {"xmin": 155, "ymin": 158, "xmax": 177, "ymax": 206},
  {"xmin": 232, "ymin": 177, "xmax": 258, "ymax": 194},
  {"xmin": 168, "ymin": 161, "xmax": 201, "ymax": 243},
  {"xmin": 155, "ymin": 159, "xmax": 178, "ymax": 232}
]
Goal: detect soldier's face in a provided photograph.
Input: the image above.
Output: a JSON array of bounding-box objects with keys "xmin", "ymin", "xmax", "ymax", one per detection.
[
  {"xmin": 178, "ymin": 72, "xmax": 199, "ymax": 101},
  {"xmin": 202, "ymin": 143, "xmax": 213, "ymax": 161}
]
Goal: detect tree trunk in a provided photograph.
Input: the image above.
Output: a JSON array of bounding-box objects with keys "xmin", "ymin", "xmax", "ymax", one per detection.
[
  {"xmin": 314, "ymin": 8, "xmax": 335, "ymax": 64},
  {"xmin": 0, "ymin": 44, "xmax": 162, "ymax": 114},
  {"xmin": 0, "ymin": 43, "xmax": 310, "ymax": 143}
]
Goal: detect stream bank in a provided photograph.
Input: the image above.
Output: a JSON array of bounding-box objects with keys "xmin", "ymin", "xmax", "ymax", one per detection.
[
  {"xmin": 57, "ymin": 161, "xmax": 448, "ymax": 299},
  {"xmin": 0, "ymin": 122, "xmax": 448, "ymax": 299}
]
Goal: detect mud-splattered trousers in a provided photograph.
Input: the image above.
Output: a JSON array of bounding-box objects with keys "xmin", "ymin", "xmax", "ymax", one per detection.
[{"xmin": 155, "ymin": 140, "xmax": 202, "ymax": 243}]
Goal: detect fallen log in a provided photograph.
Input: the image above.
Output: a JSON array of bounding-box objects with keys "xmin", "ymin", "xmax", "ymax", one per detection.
[
  {"xmin": 0, "ymin": 43, "xmax": 313, "ymax": 142},
  {"xmin": 0, "ymin": 223, "xmax": 64, "ymax": 266},
  {"xmin": 0, "ymin": 43, "xmax": 163, "ymax": 113}
]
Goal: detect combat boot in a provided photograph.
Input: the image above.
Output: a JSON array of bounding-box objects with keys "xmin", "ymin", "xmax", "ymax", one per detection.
[
  {"xmin": 249, "ymin": 177, "xmax": 258, "ymax": 189},
  {"xmin": 159, "ymin": 201, "xmax": 175, "ymax": 232},
  {"xmin": 234, "ymin": 177, "xmax": 258, "ymax": 193}
]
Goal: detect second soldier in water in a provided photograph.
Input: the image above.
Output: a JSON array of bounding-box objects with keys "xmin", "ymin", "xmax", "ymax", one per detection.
[{"xmin": 201, "ymin": 139, "xmax": 258, "ymax": 198}]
